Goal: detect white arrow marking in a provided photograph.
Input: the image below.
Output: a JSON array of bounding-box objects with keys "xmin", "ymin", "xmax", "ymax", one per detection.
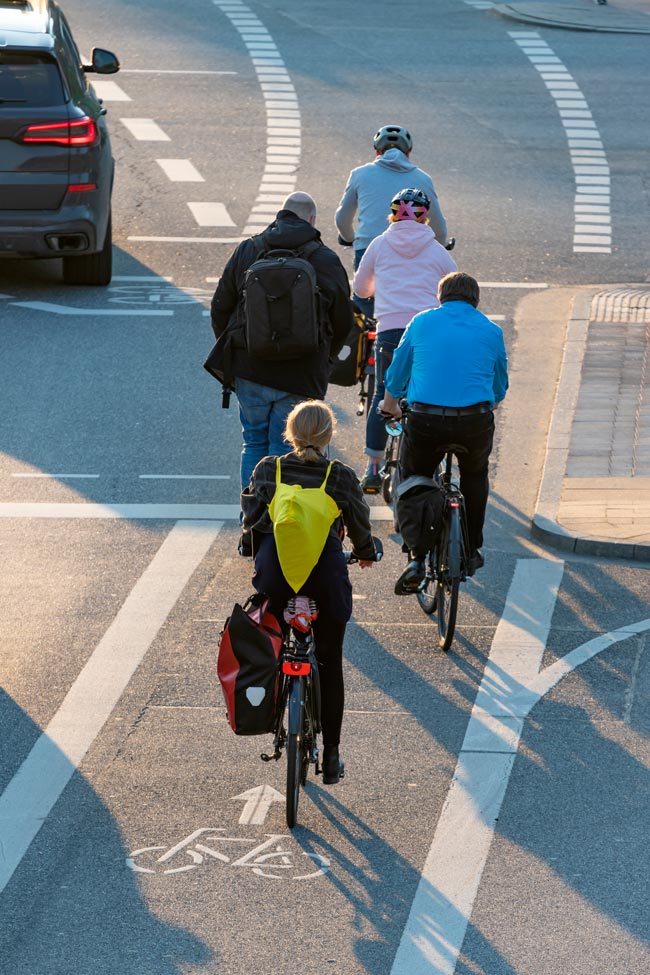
[{"xmin": 233, "ymin": 785, "xmax": 285, "ymax": 825}]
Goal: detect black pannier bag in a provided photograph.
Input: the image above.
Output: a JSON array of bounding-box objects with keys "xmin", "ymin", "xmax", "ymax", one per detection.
[
  {"xmin": 396, "ymin": 475, "xmax": 445, "ymax": 557},
  {"xmin": 217, "ymin": 594, "xmax": 283, "ymax": 735}
]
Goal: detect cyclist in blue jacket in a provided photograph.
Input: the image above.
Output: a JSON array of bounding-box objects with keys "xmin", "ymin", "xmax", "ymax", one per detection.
[{"xmin": 380, "ymin": 271, "xmax": 508, "ymax": 592}]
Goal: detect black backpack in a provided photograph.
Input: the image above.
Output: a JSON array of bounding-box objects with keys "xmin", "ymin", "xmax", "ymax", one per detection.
[{"xmin": 240, "ymin": 239, "xmax": 325, "ymax": 360}]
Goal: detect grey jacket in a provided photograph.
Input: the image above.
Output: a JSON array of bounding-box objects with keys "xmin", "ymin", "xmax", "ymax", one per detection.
[{"xmin": 335, "ymin": 148, "xmax": 447, "ymax": 251}]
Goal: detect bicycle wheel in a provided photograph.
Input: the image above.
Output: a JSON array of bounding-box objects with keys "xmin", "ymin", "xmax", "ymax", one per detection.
[
  {"xmin": 416, "ymin": 553, "xmax": 437, "ymax": 616},
  {"xmin": 365, "ymin": 372, "xmax": 376, "ymax": 416},
  {"xmin": 436, "ymin": 507, "xmax": 461, "ymax": 652},
  {"xmin": 286, "ymin": 677, "xmax": 304, "ymax": 828}
]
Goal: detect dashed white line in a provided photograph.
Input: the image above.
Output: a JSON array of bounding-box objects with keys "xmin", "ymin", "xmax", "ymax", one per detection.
[
  {"xmin": 187, "ymin": 202, "xmax": 236, "ymax": 227},
  {"xmin": 509, "ymin": 30, "xmax": 611, "ymax": 254},
  {"xmin": 139, "ymin": 474, "xmax": 231, "ymax": 480},
  {"xmin": 156, "ymin": 159, "xmax": 205, "ymax": 182},
  {"xmin": 91, "ymin": 80, "xmax": 131, "ymax": 101},
  {"xmin": 11, "ymin": 473, "xmax": 99, "ymax": 479},
  {"xmin": 120, "ymin": 118, "xmax": 171, "ymax": 141},
  {"xmin": 213, "ymin": 0, "xmax": 300, "ymax": 236}
]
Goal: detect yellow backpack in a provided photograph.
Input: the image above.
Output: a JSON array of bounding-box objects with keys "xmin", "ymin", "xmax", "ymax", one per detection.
[{"xmin": 268, "ymin": 457, "xmax": 342, "ymax": 593}]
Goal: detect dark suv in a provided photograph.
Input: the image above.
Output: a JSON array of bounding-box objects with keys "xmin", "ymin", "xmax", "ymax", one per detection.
[{"xmin": 0, "ymin": 0, "xmax": 119, "ymax": 284}]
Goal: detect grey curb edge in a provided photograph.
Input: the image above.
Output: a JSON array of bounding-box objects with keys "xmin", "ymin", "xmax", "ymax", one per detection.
[
  {"xmin": 532, "ymin": 288, "xmax": 650, "ymax": 565},
  {"xmin": 491, "ymin": 2, "xmax": 650, "ymax": 34}
]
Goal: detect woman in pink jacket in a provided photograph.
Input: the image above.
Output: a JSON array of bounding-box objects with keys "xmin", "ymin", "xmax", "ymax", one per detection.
[{"xmin": 353, "ymin": 187, "xmax": 457, "ymax": 493}]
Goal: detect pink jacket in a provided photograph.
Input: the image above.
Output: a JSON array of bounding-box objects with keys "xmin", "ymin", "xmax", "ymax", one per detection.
[{"xmin": 353, "ymin": 221, "xmax": 457, "ymax": 332}]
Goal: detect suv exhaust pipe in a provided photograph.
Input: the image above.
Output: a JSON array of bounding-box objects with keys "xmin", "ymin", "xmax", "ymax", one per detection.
[{"xmin": 46, "ymin": 233, "xmax": 89, "ymax": 252}]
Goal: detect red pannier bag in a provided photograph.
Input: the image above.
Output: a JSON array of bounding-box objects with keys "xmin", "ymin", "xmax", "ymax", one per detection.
[{"xmin": 217, "ymin": 593, "xmax": 283, "ymax": 735}]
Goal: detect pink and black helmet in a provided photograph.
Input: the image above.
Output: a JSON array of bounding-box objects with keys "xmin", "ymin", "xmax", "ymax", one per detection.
[{"xmin": 390, "ymin": 187, "xmax": 431, "ymax": 222}]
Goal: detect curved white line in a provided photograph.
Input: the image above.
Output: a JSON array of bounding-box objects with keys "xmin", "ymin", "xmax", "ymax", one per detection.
[
  {"xmin": 213, "ymin": 1, "xmax": 300, "ymax": 234},
  {"xmin": 509, "ymin": 30, "xmax": 611, "ymax": 255}
]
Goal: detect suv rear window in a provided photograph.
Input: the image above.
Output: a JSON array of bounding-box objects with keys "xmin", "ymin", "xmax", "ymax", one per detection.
[{"xmin": 0, "ymin": 52, "xmax": 65, "ymax": 106}]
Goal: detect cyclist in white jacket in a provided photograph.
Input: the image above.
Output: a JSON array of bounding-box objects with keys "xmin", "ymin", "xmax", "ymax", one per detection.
[{"xmin": 352, "ymin": 187, "xmax": 457, "ymax": 493}]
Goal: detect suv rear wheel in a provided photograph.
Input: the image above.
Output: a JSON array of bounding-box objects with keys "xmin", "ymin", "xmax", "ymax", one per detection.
[{"xmin": 63, "ymin": 213, "xmax": 112, "ymax": 286}]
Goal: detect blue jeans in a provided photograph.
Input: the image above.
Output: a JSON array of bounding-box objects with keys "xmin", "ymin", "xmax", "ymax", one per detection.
[
  {"xmin": 235, "ymin": 378, "xmax": 304, "ymax": 491},
  {"xmin": 353, "ymin": 248, "xmax": 374, "ymax": 320},
  {"xmin": 365, "ymin": 328, "xmax": 404, "ymax": 458}
]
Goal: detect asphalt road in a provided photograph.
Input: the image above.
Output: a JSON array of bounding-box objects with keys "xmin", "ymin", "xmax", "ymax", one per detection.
[{"xmin": 1, "ymin": 1, "xmax": 649, "ymax": 973}]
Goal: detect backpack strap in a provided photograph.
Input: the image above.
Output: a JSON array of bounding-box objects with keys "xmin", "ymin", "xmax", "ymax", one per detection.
[
  {"xmin": 275, "ymin": 456, "xmax": 283, "ymax": 488},
  {"xmin": 320, "ymin": 461, "xmax": 333, "ymax": 489},
  {"xmin": 297, "ymin": 240, "xmax": 321, "ymax": 261}
]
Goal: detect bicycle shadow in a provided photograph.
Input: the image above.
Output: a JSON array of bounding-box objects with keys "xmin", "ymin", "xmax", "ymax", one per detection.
[
  {"xmin": 0, "ymin": 688, "xmax": 213, "ymax": 975},
  {"xmin": 299, "ymin": 786, "xmax": 516, "ymax": 975}
]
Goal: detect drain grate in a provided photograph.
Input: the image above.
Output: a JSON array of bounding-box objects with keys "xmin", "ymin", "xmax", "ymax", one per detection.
[{"xmin": 591, "ymin": 289, "xmax": 650, "ymax": 323}]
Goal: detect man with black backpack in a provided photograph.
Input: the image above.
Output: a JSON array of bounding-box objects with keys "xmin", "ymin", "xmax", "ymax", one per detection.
[{"xmin": 210, "ymin": 192, "xmax": 356, "ymax": 551}]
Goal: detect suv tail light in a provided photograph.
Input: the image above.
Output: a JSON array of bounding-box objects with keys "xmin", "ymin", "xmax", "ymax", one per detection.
[{"xmin": 18, "ymin": 117, "xmax": 97, "ymax": 146}]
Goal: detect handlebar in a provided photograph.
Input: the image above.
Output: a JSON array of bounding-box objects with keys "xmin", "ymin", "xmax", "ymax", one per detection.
[{"xmin": 345, "ymin": 536, "xmax": 383, "ymax": 564}]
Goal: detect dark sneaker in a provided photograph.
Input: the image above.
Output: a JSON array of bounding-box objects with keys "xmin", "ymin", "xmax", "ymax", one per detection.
[
  {"xmin": 360, "ymin": 471, "xmax": 382, "ymax": 494},
  {"xmin": 322, "ymin": 745, "xmax": 345, "ymax": 784},
  {"xmin": 467, "ymin": 549, "xmax": 484, "ymax": 577},
  {"xmin": 394, "ymin": 559, "xmax": 426, "ymax": 595},
  {"xmin": 238, "ymin": 532, "xmax": 252, "ymax": 557}
]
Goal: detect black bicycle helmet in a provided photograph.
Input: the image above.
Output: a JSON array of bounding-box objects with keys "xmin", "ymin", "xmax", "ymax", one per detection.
[
  {"xmin": 373, "ymin": 124, "xmax": 413, "ymax": 154},
  {"xmin": 390, "ymin": 187, "xmax": 431, "ymax": 221}
]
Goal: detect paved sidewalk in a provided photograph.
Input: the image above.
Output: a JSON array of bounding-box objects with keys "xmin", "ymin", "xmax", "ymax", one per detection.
[
  {"xmin": 493, "ymin": 0, "xmax": 650, "ymax": 32},
  {"xmin": 533, "ymin": 287, "xmax": 650, "ymax": 562}
]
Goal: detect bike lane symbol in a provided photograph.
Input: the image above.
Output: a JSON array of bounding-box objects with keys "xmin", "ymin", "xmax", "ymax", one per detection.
[{"xmin": 126, "ymin": 827, "xmax": 330, "ymax": 880}]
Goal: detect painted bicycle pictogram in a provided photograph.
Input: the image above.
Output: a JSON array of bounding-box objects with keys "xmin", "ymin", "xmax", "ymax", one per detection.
[
  {"xmin": 126, "ymin": 828, "xmax": 330, "ymax": 880},
  {"xmin": 107, "ymin": 283, "xmax": 212, "ymax": 305}
]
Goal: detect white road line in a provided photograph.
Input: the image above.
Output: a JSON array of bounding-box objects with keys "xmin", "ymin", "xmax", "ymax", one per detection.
[
  {"xmin": 156, "ymin": 159, "xmax": 205, "ymax": 182},
  {"xmin": 128, "ymin": 236, "xmax": 244, "ymax": 244},
  {"xmin": 120, "ymin": 117, "xmax": 171, "ymax": 141},
  {"xmin": 111, "ymin": 275, "xmax": 173, "ymax": 281},
  {"xmin": 187, "ymin": 202, "xmax": 236, "ymax": 227},
  {"xmin": 509, "ymin": 30, "xmax": 611, "ymax": 254},
  {"xmin": 11, "ymin": 473, "xmax": 99, "ymax": 479},
  {"xmin": 213, "ymin": 0, "xmax": 300, "ymax": 231},
  {"xmin": 119, "ymin": 69, "xmax": 236, "ymax": 75},
  {"xmin": 10, "ymin": 302, "xmax": 173, "ymax": 317},
  {"xmin": 0, "ymin": 520, "xmax": 222, "ymax": 896},
  {"xmin": 91, "ymin": 80, "xmax": 131, "ymax": 101},
  {"xmin": 138, "ymin": 474, "xmax": 231, "ymax": 480},
  {"xmin": 0, "ymin": 502, "xmax": 398, "ymax": 521},
  {"xmin": 479, "ymin": 281, "xmax": 548, "ymax": 289},
  {"xmin": 391, "ymin": 558, "xmax": 564, "ymax": 975}
]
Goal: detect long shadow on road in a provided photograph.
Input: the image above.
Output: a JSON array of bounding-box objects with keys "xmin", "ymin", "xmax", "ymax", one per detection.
[{"xmin": 0, "ymin": 689, "xmax": 213, "ymax": 975}]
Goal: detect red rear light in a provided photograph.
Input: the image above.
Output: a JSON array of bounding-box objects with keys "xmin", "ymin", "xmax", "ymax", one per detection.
[
  {"xmin": 68, "ymin": 183, "xmax": 97, "ymax": 192},
  {"xmin": 20, "ymin": 117, "xmax": 97, "ymax": 146},
  {"xmin": 450, "ymin": 500, "xmax": 460, "ymax": 508},
  {"xmin": 281, "ymin": 661, "xmax": 311, "ymax": 676}
]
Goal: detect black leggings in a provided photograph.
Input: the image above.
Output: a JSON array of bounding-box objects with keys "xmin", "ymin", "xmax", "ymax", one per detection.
[{"xmin": 252, "ymin": 533, "xmax": 351, "ymax": 746}]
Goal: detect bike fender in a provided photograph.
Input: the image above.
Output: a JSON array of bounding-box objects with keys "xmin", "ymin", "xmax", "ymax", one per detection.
[{"xmin": 288, "ymin": 677, "xmax": 304, "ymax": 735}]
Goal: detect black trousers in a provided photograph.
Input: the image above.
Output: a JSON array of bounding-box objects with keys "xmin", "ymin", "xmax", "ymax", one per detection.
[
  {"xmin": 400, "ymin": 410, "xmax": 495, "ymax": 553},
  {"xmin": 252, "ymin": 533, "xmax": 351, "ymax": 746}
]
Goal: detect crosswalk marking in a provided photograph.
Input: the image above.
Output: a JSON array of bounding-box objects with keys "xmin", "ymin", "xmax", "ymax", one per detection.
[
  {"xmin": 120, "ymin": 118, "xmax": 170, "ymax": 141},
  {"xmin": 157, "ymin": 159, "xmax": 205, "ymax": 182},
  {"xmin": 188, "ymin": 202, "xmax": 236, "ymax": 227}
]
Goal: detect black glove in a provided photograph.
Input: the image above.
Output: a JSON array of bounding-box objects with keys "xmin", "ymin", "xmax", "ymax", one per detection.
[{"xmin": 337, "ymin": 233, "xmax": 353, "ymax": 247}]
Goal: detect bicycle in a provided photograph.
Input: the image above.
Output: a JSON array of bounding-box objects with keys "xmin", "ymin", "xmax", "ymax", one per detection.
[
  {"xmin": 261, "ymin": 596, "xmax": 321, "ymax": 829},
  {"xmin": 260, "ymin": 543, "xmax": 382, "ymax": 828},
  {"xmin": 353, "ymin": 305, "xmax": 377, "ymax": 417},
  {"xmin": 415, "ymin": 442, "xmax": 471, "ymax": 652},
  {"xmin": 380, "ymin": 417, "xmax": 402, "ymax": 507}
]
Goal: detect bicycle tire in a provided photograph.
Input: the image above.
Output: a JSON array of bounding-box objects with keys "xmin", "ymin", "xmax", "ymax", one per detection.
[
  {"xmin": 286, "ymin": 677, "xmax": 304, "ymax": 828},
  {"xmin": 436, "ymin": 506, "xmax": 461, "ymax": 651},
  {"xmin": 416, "ymin": 553, "xmax": 437, "ymax": 616},
  {"xmin": 365, "ymin": 373, "xmax": 376, "ymax": 416}
]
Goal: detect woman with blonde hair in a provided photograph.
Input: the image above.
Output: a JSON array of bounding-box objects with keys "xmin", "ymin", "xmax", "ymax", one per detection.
[
  {"xmin": 241, "ymin": 400, "xmax": 377, "ymax": 784},
  {"xmin": 353, "ymin": 186, "xmax": 457, "ymax": 493}
]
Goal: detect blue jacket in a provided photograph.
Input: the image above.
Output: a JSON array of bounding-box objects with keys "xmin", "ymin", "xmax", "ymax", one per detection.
[{"xmin": 385, "ymin": 300, "xmax": 509, "ymax": 407}]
